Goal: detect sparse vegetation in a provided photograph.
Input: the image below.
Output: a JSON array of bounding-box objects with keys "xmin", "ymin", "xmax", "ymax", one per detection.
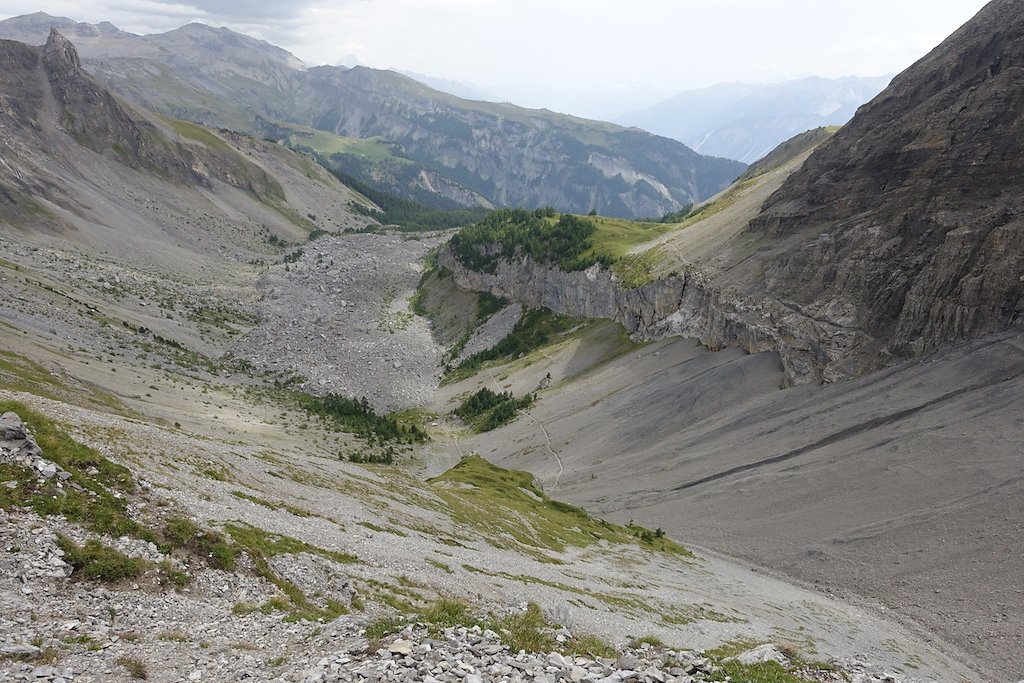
[
  {"xmin": 446, "ymin": 307, "xmax": 578, "ymax": 382},
  {"xmin": 629, "ymin": 634, "xmax": 665, "ymax": 649},
  {"xmin": 493, "ymin": 602, "xmax": 553, "ymax": 654},
  {"xmin": 162, "ymin": 516, "xmax": 237, "ymax": 571},
  {"xmin": 115, "ymin": 655, "xmax": 148, "ymax": 679},
  {"xmin": 429, "ymin": 455, "xmax": 692, "ymax": 557},
  {"xmin": 702, "ymin": 640, "xmax": 842, "ymax": 683},
  {"xmin": 157, "ymin": 559, "xmax": 191, "ymax": 588},
  {"xmin": 56, "ymin": 535, "xmax": 146, "ymax": 583},
  {"xmin": 295, "ymin": 393, "xmax": 428, "ymax": 445},
  {"xmin": 0, "ymin": 401, "xmax": 143, "ymax": 540},
  {"xmin": 365, "ymin": 615, "xmax": 407, "ymax": 640},
  {"xmin": 230, "ymin": 490, "xmax": 313, "ymax": 517}
]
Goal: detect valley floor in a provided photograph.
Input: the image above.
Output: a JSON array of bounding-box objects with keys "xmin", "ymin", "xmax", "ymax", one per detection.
[{"xmin": 0, "ymin": 225, "xmax": 1010, "ymax": 682}]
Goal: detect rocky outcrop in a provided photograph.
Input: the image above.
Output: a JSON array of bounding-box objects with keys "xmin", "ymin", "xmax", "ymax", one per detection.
[
  {"xmin": 747, "ymin": 0, "xmax": 1024, "ymax": 357},
  {"xmin": 0, "ymin": 31, "xmax": 288, "ymax": 214},
  {"xmin": 437, "ymin": 249, "xmax": 868, "ymax": 385},
  {"xmin": 39, "ymin": 29, "xmax": 201, "ymax": 185},
  {"xmin": 0, "ymin": 411, "xmax": 72, "ymax": 483}
]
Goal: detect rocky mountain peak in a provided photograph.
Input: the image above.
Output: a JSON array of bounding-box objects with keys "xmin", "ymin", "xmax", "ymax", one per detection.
[{"xmin": 42, "ymin": 28, "xmax": 80, "ymax": 71}]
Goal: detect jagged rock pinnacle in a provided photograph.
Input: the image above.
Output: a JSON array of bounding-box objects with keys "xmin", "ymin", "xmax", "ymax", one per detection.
[{"xmin": 42, "ymin": 27, "xmax": 80, "ymax": 70}]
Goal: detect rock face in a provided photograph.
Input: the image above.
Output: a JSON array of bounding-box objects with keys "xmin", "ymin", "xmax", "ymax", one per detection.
[
  {"xmin": 296, "ymin": 66, "xmax": 745, "ymax": 217},
  {"xmin": 748, "ymin": 0, "xmax": 1024, "ymax": 357},
  {"xmin": 0, "ymin": 30, "xmax": 286, "ymax": 209},
  {"xmin": 438, "ymin": 250, "xmax": 685, "ymax": 335},
  {"xmin": 438, "ymin": 249, "xmax": 846, "ymax": 385}
]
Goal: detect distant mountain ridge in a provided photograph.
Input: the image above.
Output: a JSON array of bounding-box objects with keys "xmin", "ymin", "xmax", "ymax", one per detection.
[
  {"xmin": 618, "ymin": 76, "xmax": 892, "ymax": 163},
  {"xmin": 0, "ymin": 13, "xmax": 745, "ymax": 218},
  {"xmin": 0, "ymin": 28, "xmax": 370, "ymax": 253}
]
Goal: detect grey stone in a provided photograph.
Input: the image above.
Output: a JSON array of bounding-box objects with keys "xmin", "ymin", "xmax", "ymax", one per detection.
[
  {"xmin": 0, "ymin": 412, "xmax": 26, "ymax": 440},
  {"xmin": 732, "ymin": 644, "xmax": 789, "ymax": 667}
]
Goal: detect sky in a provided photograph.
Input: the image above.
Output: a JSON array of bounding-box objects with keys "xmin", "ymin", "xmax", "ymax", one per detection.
[{"xmin": 0, "ymin": 0, "xmax": 992, "ymax": 118}]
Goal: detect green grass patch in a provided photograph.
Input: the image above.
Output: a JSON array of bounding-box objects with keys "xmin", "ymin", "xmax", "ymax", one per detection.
[
  {"xmin": 0, "ymin": 349, "xmax": 129, "ymax": 414},
  {"xmin": 494, "ymin": 602, "xmax": 553, "ymax": 654},
  {"xmin": 365, "ymin": 616, "xmax": 407, "ymax": 640},
  {"xmin": 426, "ymin": 558, "xmax": 453, "ymax": 573},
  {"xmin": 356, "ymin": 520, "xmax": 408, "ymax": 537},
  {"xmin": 565, "ymin": 633, "xmax": 617, "ymax": 659},
  {"xmin": 429, "ymin": 455, "xmax": 692, "ymax": 558},
  {"xmin": 162, "ymin": 516, "xmax": 236, "ymax": 571},
  {"xmin": 703, "ymin": 640, "xmax": 840, "ymax": 683},
  {"xmin": 463, "ymin": 565, "xmax": 719, "ymax": 622},
  {"xmin": 0, "ymin": 401, "xmax": 138, "ymax": 537},
  {"xmin": 157, "ymin": 559, "xmax": 191, "ymax": 588},
  {"xmin": 285, "ymin": 128, "xmax": 399, "ymax": 162},
  {"xmin": 56, "ymin": 535, "xmax": 146, "ymax": 582},
  {"xmin": 577, "ymin": 216, "xmax": 676, "ymax": 266},
  {"xmin": 165, "ymin": 117, "xmax": 231, "ymax": 151},
  {"xmin": 230, "ymin": 490, "xmax": 313, "ymax": 517},
  {"xmin": 612, "ymin": 244, "xmax": 670, "ymax": 289},
  {"xmin": 115, "ymin": 655, "xmax": 148, "ymax": 680},
  {"xmin": 225, "ymin": 523, "xmax": 358, "ymax": 565},
  {"xmin": 628, "ymin": 634, "xmax": 664, "ymax": 649}
]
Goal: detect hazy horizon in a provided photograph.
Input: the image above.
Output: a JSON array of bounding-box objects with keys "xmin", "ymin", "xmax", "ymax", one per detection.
[{"xmin": 0, "ymin": 1, "xmax": 991, "ymax": 119}]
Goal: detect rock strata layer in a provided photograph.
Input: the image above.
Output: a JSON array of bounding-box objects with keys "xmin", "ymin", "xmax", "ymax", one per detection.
[{"xmin": 437, "ymin": 250, "xmax": 867, "ymax": 385}]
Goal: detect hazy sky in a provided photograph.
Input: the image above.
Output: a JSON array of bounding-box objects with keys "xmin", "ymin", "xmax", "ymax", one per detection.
[{"xmin": 1, "ymin": 0, "xmax": 992, "ymax": 117}]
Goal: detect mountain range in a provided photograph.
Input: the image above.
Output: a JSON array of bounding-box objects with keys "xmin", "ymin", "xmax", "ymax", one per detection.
[
  {"xmin": 617, "ymin": 75, "xmax": 892, "ymax": 163},
  {"xmin": 0, "ymin": 12, "xmax": 745, "ymax": 219}
]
